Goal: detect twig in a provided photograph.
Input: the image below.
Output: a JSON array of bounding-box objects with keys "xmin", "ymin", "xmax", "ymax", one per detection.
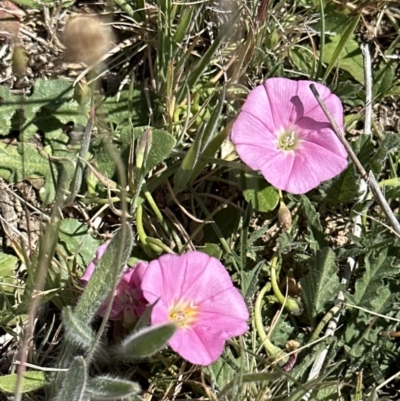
[
  {"xmin": 303, "ymin": 46, "xmax": 381, "ymax": 400},
  {"xmin": 361, "ymin": 43, "xmax": 372, "ymax": 135},
  {"xmin": 310, "ymin": 84, "xmax": 400, "ymax": 235}
]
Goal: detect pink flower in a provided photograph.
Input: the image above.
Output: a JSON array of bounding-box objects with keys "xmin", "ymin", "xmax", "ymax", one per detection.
[
  {"xmin": 140, "ymin": 252, "xmax": 249, "ymax": 366},
  {"xmin": 82, "ymin": 244, "xmax": 148, "ymax": 321},
  {"xmin": 231, "ymin": 77, "xmax": 348, "ymax": 194}
]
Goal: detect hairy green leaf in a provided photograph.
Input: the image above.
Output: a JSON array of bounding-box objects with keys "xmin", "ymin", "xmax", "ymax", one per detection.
[
  {"xmin": 115, "ymin": 323, "xmax": 177, "ymax": 360},
  {"xmin": 74, "ymin": 224, "xmax": 133, "ymax": 325},
  {"xmin": 85, "ymin": 376, "xmax": 140, "ymax": 400},
  {"xmin": 57, "ymin": 356, "xmax": 86, "ymax": 401},
  {"xmin": 300, "ymin": 248, "xmax": 340, "ymax": 325},
  {"xmin": 62, "ymin": 306, "xmax": 95, "ymax": 350}
]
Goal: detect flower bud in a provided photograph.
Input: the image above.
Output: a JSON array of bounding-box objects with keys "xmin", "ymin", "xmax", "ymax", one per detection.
[
  {"xmin": 12, "ymin": 44, "xmax": 27, "ymax": 78},
  {"xmin": 136, "ymin": 129, "xmax": 152, "ymax": 170},
  {"xmin": 74, "ymin": 80, "xmax": 91, "ymax": 105},
  {"xmin": 278, "ymin": 201, "xmax": 292, "ymax": 229}
]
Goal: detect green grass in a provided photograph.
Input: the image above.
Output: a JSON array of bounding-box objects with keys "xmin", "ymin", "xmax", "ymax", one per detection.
[{"xmin": 0, "ymin": 0, "xmax": 400, "ymax": 400}]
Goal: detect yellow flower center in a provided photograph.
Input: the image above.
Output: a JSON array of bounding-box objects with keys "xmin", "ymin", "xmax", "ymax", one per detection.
[{"xmin": 169, "ymin": 300, "xmax": 198, "ymax": 328}]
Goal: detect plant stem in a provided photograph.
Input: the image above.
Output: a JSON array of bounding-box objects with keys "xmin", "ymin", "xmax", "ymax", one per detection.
[{"xmin": 254, "ymin": 281, "xmax": 289, "ymax": 366}]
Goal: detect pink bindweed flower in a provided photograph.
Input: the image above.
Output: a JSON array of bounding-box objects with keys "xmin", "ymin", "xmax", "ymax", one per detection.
[
  {"xmin": 231, "ymin": 77, "xmax": 348, "ymax": 194},
  {"xmin": 82, "ymin": 244, "xmax": 148, "ymax": 321},
  {"xmin": 140, "ymin": 252, "xmax": 249, "ymax": 366}
]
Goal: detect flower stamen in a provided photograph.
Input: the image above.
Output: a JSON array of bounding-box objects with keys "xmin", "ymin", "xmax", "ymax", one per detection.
[
  {"xmin": 277, "ymin": 128, "xmax": 299, "ymax": 151},
  {"xmin": 169, "ymin": 300, "xmax": 198, "ymax": 328}
]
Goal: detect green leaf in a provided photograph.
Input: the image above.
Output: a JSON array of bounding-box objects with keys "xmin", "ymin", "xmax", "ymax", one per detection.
[
  {"xmin": 242, "ymin": 262, "xmax": 262, "ymax": 302},
  {"xmin": 0, "ymin": 253, "xmax": 18, "ymax": 295},
  {"xmin": 290, "ymin": 46, "xmax": 314, "ymax": 76},
  {"xmin": 205, "ymin": 348, "xmax": 241, "ymax": 391},
  {"xmin": 370, "ymin": 133, "xmax": 400, "ymax": 174},
  {"xmin": 0, "ymin": 142, "xmax": 57, "ymax": 203},
  {"xmin": 96, "ymin": 127, "xmax": 176, "ymax": 182},
  {"xmin": 323, "ymin": 34, "xmax": 364, "ymax": 84},
  {"xmin": 322, "ymin": 165, "xmax": 361, "ymax": 203},
  {"xmin": 334, "ymin": 80, "xmax": 364, "ymax": 107},
  {"xmin": 0, "ymin": 371, "xmax": 47, "ymax": 393},
  {"xmin": 203, "ymin": 206, "xmax": 241, "ymax": 244},
  {"xmin": 101, "ymin": 89, "xmax": 151, "ymax": 129},
  {"xmin": 322, "ymin": 14, "xmax": 362, "ymax": 83},
  {"xmin": 173, "ymin": 89, "xmax": 225, "ymax": 193},
  {"xmin": 173, "ymin": 6, "xmax": 194, "ymax": 44},
  {"xmin": 115, "ymin": 323, "xmax": 177, "ymax": 360},
  {"xmin": 25, "ymin": 79, "xmax": 84, "ymax": 136},
  {"xmin": 57, "ymin": 356, "xmax": 86, "ymax": 401},
  {"xmin": 132, "ymin": 127, "xmax": 176, "ymax": 175},
  {"xmin": 58, "ymin": 218, "xmax": 102, "ymax": 267},
  {"xmin": 373, "ymin": 61, "xmax": 395, "ymax": 99},
  {"xmin": 350, "ymin": 249, "xmax": 396, "ymax": 309},
  {"xmin": 200, "ymin": 243, "xmax": 223, "ymax": 259},
  {"xmin": 12, "ymin": 0, "xmax": 55, "ymax": 8},
  {"xmin": 62, "ymin": 306, "xmax": 95, "ymax": 350},
  {"xmin": 239, "ymin": 174, "xmax": 279, "ymax": 212},
  {"xmin": 85, "ymin": 376, "xmax": 140, "ymax": 400},
  {"xmin": 301, "ymin": 195, "xmax": 328, "ymax": 251},
  {"xmin": 0, "ymin": 86, "xmax": 19, "ymax": 136},
  {"xmin": 74, "ymin": 224, "xmax": 133, "ymax": 325},
  {"xmin": 300, "ymin": 248, "xmax": 340, "ymax": 325}
]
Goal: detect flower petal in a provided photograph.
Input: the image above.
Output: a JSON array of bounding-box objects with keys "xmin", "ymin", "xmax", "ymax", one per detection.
[
  {"xmin": 81, "ymin": 243, "xmax": 108, "ymax": 283},
  {"xmin": 141, "ymin": 252, "xmax": 242, "ymax": 305},
  {"xmin": 231, "ymin": 77, "xmax": 348, "ymax": 194},
  {"xmin": 168, "ymin": 325, "xmax": 226, "ymax": 365}
]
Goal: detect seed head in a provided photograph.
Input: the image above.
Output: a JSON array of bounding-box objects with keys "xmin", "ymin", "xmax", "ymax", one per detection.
[{"xmin": 61, "ymin": 15, "xmax": 114, "ymax": 66}]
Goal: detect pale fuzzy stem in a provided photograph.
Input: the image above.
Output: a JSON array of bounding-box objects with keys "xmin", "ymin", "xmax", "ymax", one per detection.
[{"xmin": 302, "ymin": 44, "xmax": 374, "ymax": 401}]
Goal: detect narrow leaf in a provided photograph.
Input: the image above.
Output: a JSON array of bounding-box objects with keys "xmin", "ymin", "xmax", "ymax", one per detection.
[
  {"xmin": 115, "ymin": 323, "xmax": 177, "ymax": 360},
  {"xmin": 57, "ymin": 356, "xmax": 87, "ymax": 401},
  {"xmin": 62, "ymin": 306, "xmax": 95, "ymax": 350},
  {"xmin": 85, "ymin": 376, "xmax": 140, "ymax": 400},
  {"xmin": 74, "ymin": 224, "xmax": 133, "ymax": 325}
]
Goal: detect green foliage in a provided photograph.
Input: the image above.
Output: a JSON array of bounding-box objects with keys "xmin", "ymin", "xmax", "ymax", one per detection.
[
  {"xmin": 239, "ymin": 174, "xmax": 279, "ymax": 212},
  {"xmin": 62, "ymin": 306, "xmax": 96, "ymax": 350},
  {"xmin": 301, "ymin": 195, "xmax": 328, "ymax": 251},
  {"xmin": 0, "ymin": 371, "xmax": 47, "ymax": 393},
  {"xmin": 57, "ymin": 356, "xmax": 87, "ymax": 401},
  {"xmin": 2, "ymin": 0, "xmax": 399, "ymax": 400},
  {"xmin": 85, "ymin": 376, "xmax": 141, "ymax": 401},
  {"xmin": 300, "ymin": 248, "xmax": 340, "ymax": 325},
  {"xmin": 347, "ymin": 248, "xmax": 397, "ymax": 310},
  {"xmin": 322, "ymin": 165, "xmax": 361, "ymax": 203},
  {"xmin": 74, "ymin": 224, "xmax": 133, "ymax": 325},
  {"xmin": 115, "ymin": 323, "xmax": 178, "ymax": 360},
  {"xmin": 58, "ymin": 218, "xmax": 102, "ymax": 267}
]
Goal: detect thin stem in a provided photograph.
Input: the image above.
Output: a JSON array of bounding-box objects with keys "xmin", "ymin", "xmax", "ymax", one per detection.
[
  {"xmin": 136, "ymin": 204, "xmax": 148, "ymax": 246},
  {"xmin": 254, "ymin": 281, "xmax": 289, "ymax": 366},
  {"xmin": 310, "ymin": 84, "xmax": 400, "ymax": 235}
]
